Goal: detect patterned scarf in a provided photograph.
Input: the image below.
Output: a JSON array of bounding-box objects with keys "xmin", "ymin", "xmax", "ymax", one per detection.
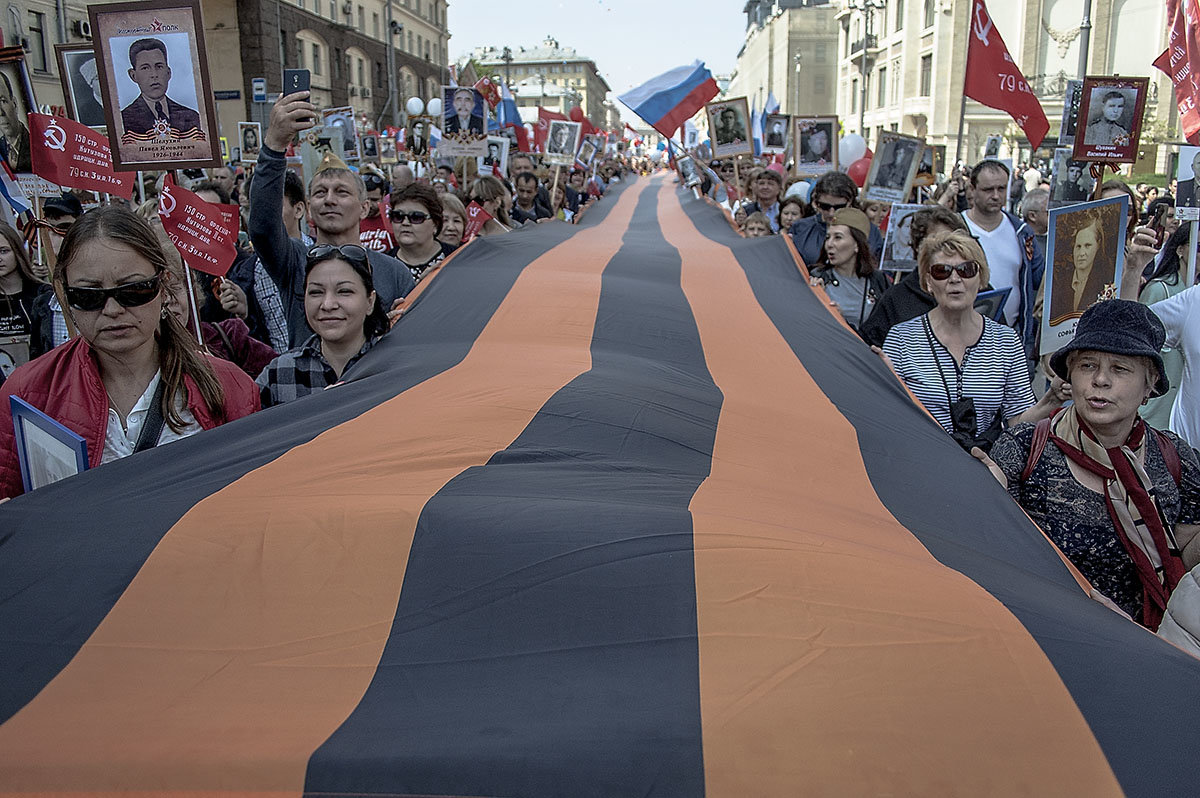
[{"xmin": 1048, "ymin": 406, "xmax": 1185, "ymax": 629}]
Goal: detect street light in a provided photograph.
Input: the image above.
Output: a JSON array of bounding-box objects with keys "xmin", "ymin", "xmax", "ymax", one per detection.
[
  {"xmin": 501, "ymin": 46, "xmax": 513, "ymax": 87},
  {"xmin": 847, "ymin": 0, "xmax": 886, "ymax": 139},
  {"xmin": 793, "ymin": 52, "xmax": 802, "ymax": 116}
]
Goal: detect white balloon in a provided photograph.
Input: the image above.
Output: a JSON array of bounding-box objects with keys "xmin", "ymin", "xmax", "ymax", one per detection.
[
  {"xmin": 406, "ymin": 97, "xmax": 424, "ymax": 116},
  {"xmin": 648, "ymin": 150, "xmax": 663, "ymax": 163},
  {"xmin": 426, "ymin": 98, "xmax": 443, "ymax": 118},
  {"xmin": 840, "ymin": 133, "xmax": 866, "ymax": 165}
]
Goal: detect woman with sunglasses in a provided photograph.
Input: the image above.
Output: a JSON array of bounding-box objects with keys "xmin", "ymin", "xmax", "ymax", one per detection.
[
  {"xmin": 0, "ymin": 207, "xmax": 260, "ymax": 498},
  {"xmin": 388, "ymin": 183, "xmax": 454, "ymax": 282},
  {"xmin": 880, "ymin": 230, "xmax": 1063, "ymax": 453},
  {"xmin": 255, "ymin": 243, "xmax": 390, "ymax": 407}
]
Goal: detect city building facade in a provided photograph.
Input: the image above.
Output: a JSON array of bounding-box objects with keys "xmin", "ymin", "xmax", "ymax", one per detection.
[
  {"xmin": 725, "ymin": 0, "xmax": 839, "ymax": 116},
  {"xmin": 469, "ymin": 38, "xmax": 612, "ymax": 129}
]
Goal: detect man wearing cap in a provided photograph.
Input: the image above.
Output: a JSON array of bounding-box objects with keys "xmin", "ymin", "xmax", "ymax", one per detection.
[{"xmin": 444, "ymin": 88, "xmax": 484, "ymax": 136}]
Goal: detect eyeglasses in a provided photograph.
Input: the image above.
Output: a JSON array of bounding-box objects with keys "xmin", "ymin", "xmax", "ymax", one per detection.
[
  {"xmin": 814, "ymin": 200, "xmax": 850, "ymax": 212},
  {"xmin": 307, "ymin": 243, "xmax": 370, "ymax": 270},
  {"xmin": 928, "ymin": 261, "xmax": 981, "ymax": 281},
  {"xmin": 388, "ymin": 210, "xmax": 431, "ymax": 224},
  {"xmin": 363, "ymin": 175, "xmax": 386, "ymax": 190},
  {"xmin": 64, "ymin": 275, "xmax": 161, "ymax": 312}
]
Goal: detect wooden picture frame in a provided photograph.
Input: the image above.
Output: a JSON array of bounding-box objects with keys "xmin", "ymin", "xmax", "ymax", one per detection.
[
  {"xmin": 54, "ymin": 43, "xmax": 106, "ymax": 129},
  {"xmin": 792, "ymin": 115, "xmax": 838, "ymax": 176},
  {"xmin": 88, "ymin": 0, "xmax": 221, "ymax": 171},
  {"xmin": 545, "ymin": 120, "xmax": 581, "ymax": 166},
  {"xmin": 762, "ymin": 113, "xmax": 790, "ymax": 154},
  {"xmin": 705, "ymin": 97, "xmax": 752, "ymax": 159},
  {"xmin": 238, "ymin": 121, "xmax": 260, "ymax": 165},
  {"xmin": 863, "ymin": 131, "xmax": 924, "ymax": 203},
  {"xmin": 1071, "ymin": 75, "xmax": 1149, "ymax": 164},
  {"xmin": 0, "ymin": 47, "xmax": 37, "ymax": 174}
]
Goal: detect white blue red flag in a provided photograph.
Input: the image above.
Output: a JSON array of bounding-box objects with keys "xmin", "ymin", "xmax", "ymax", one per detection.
[{"xmin": 617, "ymin": 61, "xmax": 719, "ymax": 137}]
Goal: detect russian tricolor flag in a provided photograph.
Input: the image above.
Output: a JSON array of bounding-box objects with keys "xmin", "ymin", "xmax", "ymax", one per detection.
[{"xmin": 618, "ymin": 61, "xmax": 719, "ymax": 138}]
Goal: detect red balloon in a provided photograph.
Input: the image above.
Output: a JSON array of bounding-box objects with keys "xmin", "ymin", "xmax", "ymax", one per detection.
[
  {"xmin": 569, "ymin": 106, "xmax": 585, "ymax": 124},
  {"xmin": 847, "ymin": 156, "xmax": 872, "ymax": 188},
  {"xmin": 862, "ymin": 147, "xmax": 873, "ymax": 161}
]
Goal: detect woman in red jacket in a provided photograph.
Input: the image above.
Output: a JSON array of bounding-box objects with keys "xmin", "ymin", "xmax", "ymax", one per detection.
[{"xmin": 0, "ymin": 206, "xmax": 260, "ymax": 499}]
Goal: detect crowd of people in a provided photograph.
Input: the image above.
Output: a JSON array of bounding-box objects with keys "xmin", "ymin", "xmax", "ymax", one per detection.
[{"xmin": 701, "ymin": 144, "xmax": 1200, "ymax": 646}]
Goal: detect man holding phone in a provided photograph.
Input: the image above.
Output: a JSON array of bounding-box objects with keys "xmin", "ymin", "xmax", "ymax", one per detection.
[{"xmin": 250, "ymin": 89, "xmax": 414, "ymax": 347}]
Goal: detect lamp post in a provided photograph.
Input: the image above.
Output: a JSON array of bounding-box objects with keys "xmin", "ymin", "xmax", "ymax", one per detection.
[
  {"xmin": 1077, "ymin": 0, "xmax": 1094, "ymax": 79},
  {"xmin": 502, "ymin": 46, "xmax": 513, "ymax": 87},
  {"xmin": 793, "ymin": 52, "xmax": 802, "ymax": 115},
  {"xmin": 847, "ymin": 0, "xmax": 886, "ymax": 139},
  {"xmin": 383, "ymin": 2, "xmax": 402, "ymax": 129}
]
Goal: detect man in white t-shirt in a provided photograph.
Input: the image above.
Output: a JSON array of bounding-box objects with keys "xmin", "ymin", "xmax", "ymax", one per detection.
[{"xmin": 960, "ymin": 160, "xmax": 1045, "ymax": 357}]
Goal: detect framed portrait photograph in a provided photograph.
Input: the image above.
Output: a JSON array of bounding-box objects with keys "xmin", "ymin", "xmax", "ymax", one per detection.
[
  {"xmin": 379, "ymin": 133, "xmax": 398, "ymax": 164},
  {"xmin": 0, "ymin": 47, "xmax": 37, "ymax": 174},
  {"xmin": 914, "ymin": 146, "xmax": 936, "ymax": 187},
  {"xmin": 1175, "ymin": 145, "xmax": 1200, "ymax": 220},
  {"xmin": 441, "ymin": 85, "xmax": 486, "ymax": 157},
  {"xmin": 792, "ymin": 116, "xmax": 838, "ymax": 176},
  {"xmin": 300, "ymin": 125, "xmax": 344, "ymax": 182},
  {"xmin": 405, "ymin": 116, "xmax": 430, "ymax": 157},
  {"xmin": 1059, "ymin": 78, "xmax": 1084, "ymax": 149},
  {"xmin": 705, "ymin": 97, "xmax": 752, "ymax": 159},
  {"xmin": 864, "ymin": 131, "xmax": 924, "ymax": 203},
  {"xmin": 677, "ymin": 155, "xmax": 701, "ymax": 188},
  {"xmin": 984, "ymin": 135, "xmax": 1002, "ymax": 159},
  {"xmin": 321, "ymin": 106, "xmax": 358, "ymax": 161},
  {"xmin": 10, "ymin": 396, "xmax": 89, "ymax": 493},
  {"xmin": 577, "ymin": 136, "xmax": 599, "ymax": 168},
  {"xmin": 360, "ymin": 133, "xmax": 379, "ymax": 162},
  {"xmin": 88, "ymin": 0, "xmax": 221, "ymax": 171},
  {"xmin": 762, "ymin": 113, "xmax": 790, "ymax": 154},
  {"xmin": 1049, "ymin": 147, "xmax": 1095, "ymax": 208},
  {"xmin": 238, "ymin": 121, "xmax": 260, "ymax": 165},
  {"xmin": 1040, "ymin": 194, "xmax": 1129, "ymax": 352},
  {"xmin": 545, "ymin": 120, "xmax": 582, "ymax": 165},
  {"xmin": 477, "ymin": 135, "xmax": 509, "ymax": 177},
  {"xmin": 1072, "ymin": 75, "xmax": 1149, "ymax": 164},
  {"xmin": 55, "ymin": 43, "xmax": 106, "ymax": 129},
  {"xmin": 880, "ymin": 202, "xmax": 924, "ymax": 272}
]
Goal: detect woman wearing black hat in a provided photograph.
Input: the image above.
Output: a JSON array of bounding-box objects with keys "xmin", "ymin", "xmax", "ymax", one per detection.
[{"xmin": 978, "ymin": 300, "xmax": 1200, "ymax": 629}]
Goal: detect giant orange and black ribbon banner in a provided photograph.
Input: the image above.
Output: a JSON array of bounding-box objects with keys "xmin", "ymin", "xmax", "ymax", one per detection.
[{"xmin": 1, "ymin": 175, "xmax": 1199, "ymax": 796}]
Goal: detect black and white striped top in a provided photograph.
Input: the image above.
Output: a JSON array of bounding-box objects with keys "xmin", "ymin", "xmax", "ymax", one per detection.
[{"xmin": 882, "ymin": 314, "xmax": 1035, "ymax": 436}]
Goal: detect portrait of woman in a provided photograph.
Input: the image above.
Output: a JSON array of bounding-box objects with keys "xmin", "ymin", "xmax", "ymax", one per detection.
[{"xmin": 1049, "ymin": 206, "xmax": 1120, "ymax": 324}]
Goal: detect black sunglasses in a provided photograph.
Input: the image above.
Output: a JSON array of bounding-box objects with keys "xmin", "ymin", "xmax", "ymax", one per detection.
[
  {"xmin": 815, "ymin": 200, "xmax": 850, "ymax": 212},
  {"xmin": 929, "ymin": 261, "xmax": 981, "ymax": 281},
  {"xmin": 65, "ymin": 275, "xmax": 161, "ymax": 312},
  {"xmin": 307, "ymin": 243, "xmax": 370, "ymax": 270},
  {"xmin": 363, "ymin": 175, "xmax": 387, "ymax": 190},
  {"xmin": 388, "ymin": 210, "xmax": 431, "ymax": 224}
]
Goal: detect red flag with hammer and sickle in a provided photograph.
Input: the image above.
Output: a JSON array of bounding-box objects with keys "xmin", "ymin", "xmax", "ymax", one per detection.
[
  {"xmin": 962, "ymin": 0, "xmax": 1049, "ymax": 150},
  {"xmin": 29, "ymin": 114, "xmax": 133, "ymax": 198}
]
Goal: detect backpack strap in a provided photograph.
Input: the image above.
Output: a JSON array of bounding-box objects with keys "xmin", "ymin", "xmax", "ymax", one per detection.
[
  {"xmin": 1021, "ymin": 416, "xmax": 1054, "ymax": 482},
  {"xmin": 1151, "ymin": 427, "xmax": 1183, "ymax": 488}
]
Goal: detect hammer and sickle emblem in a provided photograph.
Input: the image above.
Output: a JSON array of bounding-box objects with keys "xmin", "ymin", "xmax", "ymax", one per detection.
[
  {"xmin": 973, "ymin": 2, "xmax": 993, "ymax": 46},
  {"xmin": 43, "ymin": 119, "xmax": 66, "ymax": 152},
  {"xmin": 158, "ymin": 185, "xmax": 175, "ymax": 217}
]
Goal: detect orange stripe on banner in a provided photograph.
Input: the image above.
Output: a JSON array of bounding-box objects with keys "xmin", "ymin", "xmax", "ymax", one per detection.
[
  {"xmin": 659, "ymin": 190, "xmax": 1124, "ymax": 797},
  {"xmin": 0, "ymin": 180, "xmax": 649, "ymax": 796}
]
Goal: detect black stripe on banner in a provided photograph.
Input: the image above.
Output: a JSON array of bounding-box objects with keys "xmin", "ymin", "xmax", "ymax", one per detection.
[
  {"xmin": 676, "ymin": 192, "xmax": 1200, "ymax": 798},
  {"xmin": 304, "ymin": 184, "xmax": 716, "ymax": 797},
  {"xmin": 0, "ymin": 184, "xmax": 633, "ymax": 725}
]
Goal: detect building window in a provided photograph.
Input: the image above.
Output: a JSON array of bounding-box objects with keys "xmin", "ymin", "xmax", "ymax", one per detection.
[
  {"xmin": 357, "ymin": 5, "xmax": 364, "ymax": 30},
  {"xmin": 407, "ymin": 31, "xmax": 413, "ymax": 52},
  {"xmin": 923, "ymin": 0, "xmax": 934, "ymax": 28},
  {"xmin": 372, "ymin": 12, "xmax": 378, "ymax": 38},
  {"xmin": 895, "ymin": 0, "xmax": 904, "ymax": 30},
  {"xmin": 328, "ymin": 0, "xmax": 335, "ymax": 19},
  {"xmin": 815, "ymin": 42, "xmax": 826, "ymax": 63},
  {"xmin": 417, "ymin": 34, "xmax": 422, "ymax": 55},
  {"xmin": 919, "ymin": 54, "xmax": 932, "ymax": 96},
  {"xmin": 851, "ymin": 79, "xmax": 858, "ymax": 114},
  {"xmin": 312, "ymin": 43, "xmax": 322, "ymax": 75},
  {"xmin": 26, "ymin": 11, "xmax": 46, "ymax": 71},
  {"xmin": 877, "ymin": 66, "xmax": 887, "ymax": 106},
  {"xmin": 298, "ymin": 0, "xmax": 304, "ymax": 10},
  {"xmin": 357, "ymin": 57, "xmax": 364, "ymax": 86}
]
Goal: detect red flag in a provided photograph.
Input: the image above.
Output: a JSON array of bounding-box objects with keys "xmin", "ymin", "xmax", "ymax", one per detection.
[
  {"xmin": 962, "ymin": 0, "xmax": 1048, "ymax": 149},
  {"xmin": 157, "ymin": 175, "xmax": 237, "ymax": 277},
  {"xmin": 511, "ymin": 123, "xmax": 531, "ymax": 153},
  {"xmin": 462, "ymin": 200, "xmax": 493, "ymax": 243},
  {"xmin": 1154, "ymin": 0, "xmax": 1200, "ymax": 144},
  {"xmin": 535, "ymin": 108, "xmax": 568, "ymax": 153},
  {"xmin": 28, "ymin": 113, "xmax": 133, "ymax": 199},
  {"xmin": 473, "ymin": 77, "xmax": 502, "ymax": 110}
]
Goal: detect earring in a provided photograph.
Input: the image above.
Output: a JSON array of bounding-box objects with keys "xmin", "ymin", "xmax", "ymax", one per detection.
[{"xmin": 160, "ymin": 304, "xmax": 169, "ymax": 320}]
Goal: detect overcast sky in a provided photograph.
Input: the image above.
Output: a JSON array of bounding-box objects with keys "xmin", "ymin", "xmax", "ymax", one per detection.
[{"xmin": 447, "ymin": 0, "xmax": 746, "ymax": 121}]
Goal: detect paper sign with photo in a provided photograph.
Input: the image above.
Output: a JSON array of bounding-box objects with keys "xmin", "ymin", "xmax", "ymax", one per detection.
[
  {"xmin": 477, "ymin": 135, "xmax": 509, "ymax": 177},
  {"xmin": 238, "ymin": 121, "xmax": 261, "ymax": 165},
  {"xmin": 762, "ymin": 114, "xmax": 789, "ymax": 154},
  {"xmin": 1049, "ymin": 147, "xmax": 1095, "ymax": 208},
  {"xmin": 880, "ymin": 203, "xmax": 925, "ymax": 272},
  {"xmin": 0, "ymin": 47, "xmax": 37, "ymax": 174},
  {"xmin": 1058, "ymin": 79, "xmax": 1084, "ymax": 149},
  {"xmin": 545, "ymin": 120, "xmax": 581, "ymax": 166},
  {"xmin": 300, "ymin": 126, "xmax": 344, "ymax": 184},
  {"xmin": 1072, "ymin": 75, "xmax": 1149, "ymax": 164},
  {"xmin": 55, "ymin": 43, "xmax": 107, "ymax": 130},
  {"xmin": 321, "ymin": 106, "xmax": 359, "ymax": 161},
  {"xmin": 441, "ymin": 86, "xmax": 487, "ymax": 157},
  {"xmin": 10, "ymin": 396, "xmax": 89, "ymax": 493},
  {"xmin": 863, "ymin": 132, "xmax": 924, "ymax": 203},
  {"xmin": 1040, "ymin": 194, "xmax": 1129, "ymax": 354},
  {"xmin": 792, "ymin": 116, "xmax": 838, "ymax": 177}
]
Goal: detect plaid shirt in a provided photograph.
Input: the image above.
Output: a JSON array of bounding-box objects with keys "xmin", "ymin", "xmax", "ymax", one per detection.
[
  {"xmin": 255, "ymin": 334, "xmax": 377, "ymax": 407},
  {"xmin": 252, "ymin": 260, "xmax": 290, "ymax": 353}
]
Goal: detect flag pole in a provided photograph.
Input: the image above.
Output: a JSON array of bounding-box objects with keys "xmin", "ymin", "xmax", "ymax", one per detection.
[{"xmin": 954, "ymin": 92, "xmax": 968, "ymax": 168}]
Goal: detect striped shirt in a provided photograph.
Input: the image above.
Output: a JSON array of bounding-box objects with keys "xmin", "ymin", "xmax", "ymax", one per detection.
[{"xmin": 882, "ymin": 314, "xmax": 1035, "ymax": 437}]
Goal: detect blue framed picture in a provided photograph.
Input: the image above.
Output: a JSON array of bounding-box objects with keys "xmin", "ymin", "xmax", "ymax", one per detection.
[
  {"xmin": 10, "ymin": 396, "xmax": 88, "ymax": 493},
  {"xmin": 973, "ymin": 287, "xmax": 1012, "ymax": 322}
]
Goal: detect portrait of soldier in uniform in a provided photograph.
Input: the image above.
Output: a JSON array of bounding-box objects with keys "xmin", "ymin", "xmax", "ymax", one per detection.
[{"xmin": 120, "ymin": 37, "xmax": 202, "ymax": 140}]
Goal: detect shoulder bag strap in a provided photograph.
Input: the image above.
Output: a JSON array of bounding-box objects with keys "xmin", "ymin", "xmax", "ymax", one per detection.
[
  {"xmin": 1152, "ymin": 427, "xmax": 1183, "ymax": 487},
  {"xmin": 133, "ymin": 378, "xmax": 168, "ymax": 454}
]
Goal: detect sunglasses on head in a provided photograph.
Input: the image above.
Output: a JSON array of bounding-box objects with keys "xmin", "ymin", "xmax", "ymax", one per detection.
[
  {"xmin": 307, "ymin": 243, "xmax": 370, "ymax": 270},
  {"xmin": 929, "ymin": 261, "xmax": 981, "ymax": 281},
  {"xmin": 64, "ymin": 274, "xmax": 161, "ymax": 312},
  {"xmin": 815, "ymin": 200, "xmax": 850, "ymax": 212},
  {"xmin": 388, "ymin": 210, "xmax": 431, "ymax": 224}
]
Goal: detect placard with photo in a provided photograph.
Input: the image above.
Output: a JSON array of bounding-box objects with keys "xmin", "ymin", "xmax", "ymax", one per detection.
[
  {"xmin": 478, "ymin": 135, "xmax": 509, "ymax": 177},
  {"xmin": 238, "ymin": 121, "xmax": 260, "ymax": 165},
  {"xmin": 545, "ymin": 120, "xmax": 582, "ymax": 165},
  {"xmin": 300, "ymin": 126, "xmax": 345, "ymax": 183},
  {"xmin": 880, "ymin": 203, "xmax": 924, "ymax": 272},
  {"xmin": 320, "ymin": 106, "xmax": 358, "ymax": 161},
  {"xmin": 360, "ymin": 133, "xmax": 379, "ymax": 162},
  {"xmin": 677, "ymin": 155, "xmax": 701, "ymax": 188},
  {"xmin": 10, "ymin": 396, "xmax": 89, "ymax": 493},
  {"xmin": 1040, "ymin": 194, "xmax": 1129, "ymax": 353},
  {"xmin": 1049, "ymin": 147, "xmax": 1095, "ymax": 208},
  {"xmin": 1058, "ymin": 78, "xmax": 1084, "ymax": 149},
  {"xmin": 1072, "ymin": 75, "xmax": 1149, "ymax": 164},
  {"xmin": 763, "ymin": 113, "xmax": 790, "ymax": 154},
  {"xmin": 705, "ymin": 97, "xmax": 752, "ymax": 159},
  {"xmin": 440, "ymin": 85, "xmax": 487, "ymax": 157},
  {"xmin": 914, "ymin": 146, "xmax": 936, "ymax": 187},
  {"xmin": 984, "ymin": 135, "xmax": 1002, "ymax": 159},
  {"xmin": 0, "ymin": 48, "xmax": 36, "ymax": 174},
  {"xmin": 1175, "ymin": 145, "xmax": 1200, "ymax": 220},
  {"xmin": 863, "ymin": 131, "xmax": 924, "ymax": 203},
  {"xmin": 792, "ymin": 116, "xmax": 837, "ymax": 176},
  {"xmin": 55, "ymin": 43, "xmax": 106, "ymax": 129},
  {"xmin": 576, "ymin": 135, "xmax": 601, "ymax": 168},
  {"xmin": 379, "ymin": 133, "xmax": 398, "ymax": 164},
  {"xmin": 87, "ymin": 0, "xmax": 221, "ymax": 170}
]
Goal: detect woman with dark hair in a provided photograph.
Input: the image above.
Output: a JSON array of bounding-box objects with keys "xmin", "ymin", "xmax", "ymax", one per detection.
[
  {"xmin": 778, "ymin": 196, "xmax": 805, "ymax": 234},
  {"xmin": 389, "ymin": 183, "xmax": 453, "ymax": 282},
  {"xmin": 255, "ymin": 244, "xmax": 390, "ymax": 407},
  {"xmin": 468, "ymin": 175, "xmax": 512, "ymax": 236},
  {"xmin": 809, "ymin": 207, "xmax": 888, "ymax": 333},
  {"xmin": 0, "ymin": 221, "xmax": 50, "ymax": 381},
  {"xmin": 0, "ymin": 206, "xmax": 260, "ymax": 498}
]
